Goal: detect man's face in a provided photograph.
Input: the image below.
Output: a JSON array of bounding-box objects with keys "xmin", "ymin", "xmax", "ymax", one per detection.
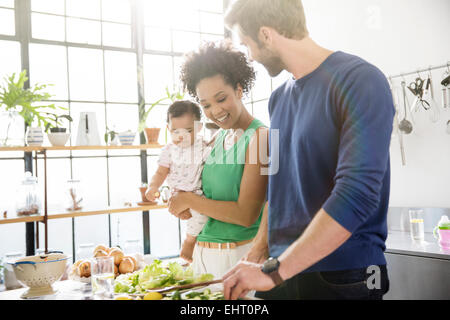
[{"xmin": 237, "ymin": 28, "xmax": 285, "ymax": 77}]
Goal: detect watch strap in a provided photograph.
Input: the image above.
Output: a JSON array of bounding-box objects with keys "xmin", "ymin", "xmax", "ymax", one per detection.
[{"xmin": 268, "ymin": 269, "xmax": 284, "ymax": 286}]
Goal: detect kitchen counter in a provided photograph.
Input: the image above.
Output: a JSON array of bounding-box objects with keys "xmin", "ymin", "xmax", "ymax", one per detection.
[
  {"xmin": 0, "ymin": 280, "xmax": 93, "ymax": 300},
  {"xmin": 386, "ymin": 230, "xmax": 450, "ymax": 260}
]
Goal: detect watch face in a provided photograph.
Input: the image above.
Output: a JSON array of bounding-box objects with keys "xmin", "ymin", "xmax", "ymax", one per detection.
[{"xmin": 262, "ymin": 257, "xmax": 279, "ymax": 274}]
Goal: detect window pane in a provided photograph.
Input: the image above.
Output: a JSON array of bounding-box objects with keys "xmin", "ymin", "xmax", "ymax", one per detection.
[
  {"xmin": 102, "ymin": 22, "xmax": 131, "ymax": 48},
  {"xmin": 110, "ymin": 212, "xmax": 144, "ymax": 253},
  {"xmin": 143, "ymin": 54, "xmax": 173, "ymax": 102},
  {"xmin": 199, "ymin": 0, "xmax": 223, "ymax": 13},
  {"xmin": 143, "ymin": 1, "xmax": 172, "ymax": 28},
  {"xmin": 71, "ymin": 158, "xmax": 108, "ymax": 208},
  {"xmin": 0, "ymin": 0, "xmax": 14, "ymax": 8},
  {"xmin": 145, "ymin": 27, "xmax": 172, "ymax": 52},
  {"xmin": 200, "ymin": 33, "xmax": 223, "ymax": 43},
  {"xmin": 0, "ymin": 8, "xmax": 15, "ymax": 36},
  {"xmin": 252, "ymin": 63, "xmax": 272, "ymax": 101},
  {"xmin": 68, "ymin": 47, "xmax": 104, "ymax": 102},
  {"xmin": 200, "ymin": 12, "xmax": 223, "ymax": 34},
  {"xmin": 31, "ymin": 12, "xmax": 65, "ymax": 41},
  {"xmin": 252, "ymin": 100, "xmax": 270, "ymax": 127},
  {"xmin": 143, "ymin": 104, "xmax": 170, "ymax": 145},
  {"xmin": 66, "ymin": 0, "xmax": 101, "ymax": 20},
  {"xmin": 149, "ymin": 208, "xmax": 181, "ymax": 257},
  {"xmin": 30, "ymin": 43, "xmax": 68, "ymax": 100},
  {"xmin": 106, "ymin": 104, "xmax": 139, "ymax": 136},
  {"xmin": 0, "ymin": 224, "xmax": 26, "ymax": 259},
  {"xmin": 0, "ymin": 40, "xmax": 21, "ymax": 82},
  {"xmin": 101, "ymin": 0, "xmax": 131, "ymax": 24},
  {"xmin": 39, "ymin": 218, "xmax": 73, "ymax": 259},
  {"xmin": 31, "ymin": 0, "xmax": 64, "ymax": 15},
  {"xmin": 67, "ymin": 17, "xmax": 101, "ymax": 45},
  {"xmin": 108, "ymin": 157, "xmax": 141, "ymax": 206},
  {"xmin": 104, "ymin": 51, "xmax": 137, "ymax": 103},
  {"xmin": 172, "ymin": 10, "xmax": 199, "ymax": 32},
  {"xmin": 74, "ymin": 215, "xmax": 110, "ymax": 257},
  {"xmin": 172, "ymin": 30, "xmax": 201, "ymax": 53}
]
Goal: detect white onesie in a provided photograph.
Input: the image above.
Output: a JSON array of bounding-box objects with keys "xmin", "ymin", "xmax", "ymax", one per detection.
[{"xmin": 158, "ymin": 136, "xmax": 211, "ymax": 236}]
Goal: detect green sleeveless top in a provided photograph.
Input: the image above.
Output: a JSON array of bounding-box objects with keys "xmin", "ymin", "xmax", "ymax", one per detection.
[{"xmin": 198, "ymin": 119, "xmax": 266, "ymax": 243}]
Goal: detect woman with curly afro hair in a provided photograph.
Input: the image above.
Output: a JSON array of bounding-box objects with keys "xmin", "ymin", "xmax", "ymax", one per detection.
[{"xmin": 168, "ymin": 40, "xmax": 270, "ymax": 280}]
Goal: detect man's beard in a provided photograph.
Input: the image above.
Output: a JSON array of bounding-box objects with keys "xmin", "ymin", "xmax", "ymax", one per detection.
[{"xmin": 259, "ymin": 48, "xmax": 285, "ymax": 77}]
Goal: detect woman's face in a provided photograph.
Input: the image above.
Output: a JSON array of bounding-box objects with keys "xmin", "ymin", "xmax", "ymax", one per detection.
[{"xmin": 196, "ymin": 74, "xmax": 243, "ymax": 130}]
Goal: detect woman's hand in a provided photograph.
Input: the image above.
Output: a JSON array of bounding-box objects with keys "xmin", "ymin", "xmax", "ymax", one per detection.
[
  {"xmin": 168, "ymin": 191, "xmax": 192, "ymax": 219},
  {"xmin": 242, "ymin": 244, "xmax": 269, "ymax": 264}
]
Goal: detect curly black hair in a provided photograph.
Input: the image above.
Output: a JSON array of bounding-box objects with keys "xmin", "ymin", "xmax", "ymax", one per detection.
[{"xmin": 180, "ymin": 40, "xmax": 256, "ymax": 101}]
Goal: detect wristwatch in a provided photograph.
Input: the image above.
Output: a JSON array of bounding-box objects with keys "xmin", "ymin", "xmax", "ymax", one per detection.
[{"xmin": 261, "ymin": 257, "xmax": 284, "ymax": 286}]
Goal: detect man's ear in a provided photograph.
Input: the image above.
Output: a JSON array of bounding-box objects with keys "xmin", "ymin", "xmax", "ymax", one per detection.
[{"xmin": 258, "ymin": 26, "xmax": 272, "ymax": 46}]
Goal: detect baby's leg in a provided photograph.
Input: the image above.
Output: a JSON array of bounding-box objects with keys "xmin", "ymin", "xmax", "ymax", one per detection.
[{"xmin": 181, "ymin": 209, "xmax": 208, "ymax": 263}]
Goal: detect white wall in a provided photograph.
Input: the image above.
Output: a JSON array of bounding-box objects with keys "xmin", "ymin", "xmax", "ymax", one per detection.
[{"xmin": 302, "ymin": 0, "xmax": 450, "ymax": 207}]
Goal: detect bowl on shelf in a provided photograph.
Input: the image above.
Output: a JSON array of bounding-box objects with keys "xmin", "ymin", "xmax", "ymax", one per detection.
[
  {"xmin": 47, "ymin": 132, "xmax": 71, "ymax": 146},
  {"xmin": 7, "ymin": 252, "xmax": 70, "ymax": 299},
  {"xmin": 118, "ymin": 131, "xmax": 136, "ymax": 146}
]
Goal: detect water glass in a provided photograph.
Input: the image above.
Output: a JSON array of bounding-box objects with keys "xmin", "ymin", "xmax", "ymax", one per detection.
[
  {"xmin": 409, "ymin": 209, "xmax": 425, "ymax": 241},
  {"xmin": 91, "ymin": 256, "xmax": 114, "ymax": 299}
]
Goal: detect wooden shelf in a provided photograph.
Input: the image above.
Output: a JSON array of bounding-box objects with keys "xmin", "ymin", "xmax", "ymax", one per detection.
[
  {"xmin": 0, "ymin": 144, "xmax": 163, "ymax": 152},
  {"xmin": 0, "ymin": 203, "xmax": 168, "ymax": 225}
]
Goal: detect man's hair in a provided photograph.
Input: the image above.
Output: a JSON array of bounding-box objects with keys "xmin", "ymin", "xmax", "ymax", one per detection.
[
  {"xmin": 180, "ymin": 40, "xmax": 256, "ymax": 101},
  {"xmin": 167, "ymin": 100, "xmax": 202, "ymax": 123},
  {"xmin": 225, "ymin": 0, "xmax": 309, "ymax": 43}
]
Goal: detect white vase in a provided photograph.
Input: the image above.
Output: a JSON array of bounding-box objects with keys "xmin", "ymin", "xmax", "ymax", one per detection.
[{"xmin": 25, "ymin": 127, "xmax": 44, "ymax": 146}]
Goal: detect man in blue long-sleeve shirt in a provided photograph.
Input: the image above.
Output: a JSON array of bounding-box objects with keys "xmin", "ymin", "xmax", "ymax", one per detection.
[{"xmin": 223, "ymin": 0, "xmax": 395, "ymax": 300}]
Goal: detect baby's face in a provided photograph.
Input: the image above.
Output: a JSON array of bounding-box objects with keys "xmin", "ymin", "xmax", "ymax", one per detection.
[{"xmin": 168, "ymin": 113, "xmax": 200, "ymax": 148}]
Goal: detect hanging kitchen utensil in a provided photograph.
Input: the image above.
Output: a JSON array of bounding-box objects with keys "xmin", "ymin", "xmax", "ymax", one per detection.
[
  {"xmin": 421, "ymin": 74, "xmax": 440, "ymax": 123},
  {"xmin": 399, "ymin": 81, "xmax": 413, "ymax": 134},
  {"xmin": 441, "ymin": 69, "xmax": 450, "ymax": 109},
  {"xmin": 389, "ymin": 79, "xmax": 406, "ymax": 166}
]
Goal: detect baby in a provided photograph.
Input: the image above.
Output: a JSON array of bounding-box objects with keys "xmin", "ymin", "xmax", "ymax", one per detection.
[{"xmin": 145, "ymin": 100, "xmax": 211, "ymax": 263}]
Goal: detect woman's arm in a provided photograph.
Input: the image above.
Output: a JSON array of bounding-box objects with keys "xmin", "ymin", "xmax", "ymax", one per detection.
[
  {"xmin": 169, "ymin": 127, "xmax": 269, "ymax": 227},
  {"xmin": 243, "ymin": 202, "xmax": 269, "ymax": 263}
]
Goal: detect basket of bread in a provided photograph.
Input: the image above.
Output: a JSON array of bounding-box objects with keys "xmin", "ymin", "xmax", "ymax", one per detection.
[{"xmin": 69, "ymin": 244, "xmax": 145, "ymax": 283}]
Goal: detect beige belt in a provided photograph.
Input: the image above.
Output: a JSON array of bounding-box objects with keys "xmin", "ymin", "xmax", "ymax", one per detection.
[{"xmin": 196, "ymin": 239, "xmax": 253, "ymax": 249}]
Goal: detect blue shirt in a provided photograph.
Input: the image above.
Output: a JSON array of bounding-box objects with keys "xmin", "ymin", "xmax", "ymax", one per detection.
[{"xmin": 267, "ymin": 51, "xmax": 395, "ymax": 272}]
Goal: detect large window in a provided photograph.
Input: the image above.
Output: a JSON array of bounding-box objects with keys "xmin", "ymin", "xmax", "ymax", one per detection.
[{"xmin": 0, "ymin": 0, "xmax": 285, "ymax": 261}]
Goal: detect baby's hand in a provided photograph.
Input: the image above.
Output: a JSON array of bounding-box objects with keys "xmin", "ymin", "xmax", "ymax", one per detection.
[{"xmin": 145, "ymin": 187, "xmax": 160, "ymax": 202}]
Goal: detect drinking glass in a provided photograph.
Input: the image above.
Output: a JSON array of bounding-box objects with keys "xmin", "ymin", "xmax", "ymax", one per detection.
[
  {"xmin": 91, "ymin": 256, "xmax": 114, "ymax": 299},
  {"xmin": 409, "ymin": 209, "xmax": 425, "ymax": 241}
]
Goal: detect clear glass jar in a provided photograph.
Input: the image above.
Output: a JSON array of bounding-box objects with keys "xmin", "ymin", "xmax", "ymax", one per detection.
[
  {"xmin": 0, "ymin": 110, "xmax": 25, "ymax": 147},
  {"xmin": 15, "ymin": 172, "xmax": 41, "ymax": 216},
  {"xmin": 66, "ymin": 179, "xmax": 83, "ymax": 211},
  {"xmin": 123, "ymin": 239, "xmax": 143, "ymax": 255},
  {"xmin": 77, "ymin": 243, "xmax": 94, "ymax": 260}
]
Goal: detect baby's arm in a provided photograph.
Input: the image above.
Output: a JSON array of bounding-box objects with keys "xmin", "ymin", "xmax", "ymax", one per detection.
[{"xmin": 145, "ymin": 165, "xmax": 169, "ymax": 202}]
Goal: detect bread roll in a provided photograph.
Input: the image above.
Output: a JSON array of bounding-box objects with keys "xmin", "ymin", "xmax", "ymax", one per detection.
[
  {"xmin": 118, "ymin": 257, "xmax": 135, "ymax": 274},
  {"xmin": 78, "ymin": 260, "xmax": 91, "ymax": 278},
  {"xmin": 93, "ymin": 244, "xmax": 109, "ymax": 255},
  {"xmin": 108, "ymin": 248, "xmax": 124, "ymax": 265},
  {"xmin": 124, "ymin": 255, "xmax": 138, "ymax": 271},
  {"xmin": 93, "ymin": 249, "xmax": 108, "ymax": 258}
]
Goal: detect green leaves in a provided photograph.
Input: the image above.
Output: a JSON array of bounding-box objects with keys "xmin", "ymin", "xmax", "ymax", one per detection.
[
  {"xmin": 0, "ymin": 70, "xmax": 69, "ymax": 129},
  {"xmin": 138, "ymin": 86, "xmax": 185, "ymax": 133}
]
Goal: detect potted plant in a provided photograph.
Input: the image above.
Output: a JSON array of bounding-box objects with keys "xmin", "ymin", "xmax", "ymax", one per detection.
[
  {"xmin": 104, "ymin": 126, "xmax": 119, "ymax": 146},
  {"xmin": 138, "ymin": 86, "xmax": 184, "ymax": 144},
  {"xmin": 44, "ymin": 112, "xmax": 73, "ymax": 146},
  {"xmin": 0, "ymin": 70, "xmax": 58, "ymax": 146}
]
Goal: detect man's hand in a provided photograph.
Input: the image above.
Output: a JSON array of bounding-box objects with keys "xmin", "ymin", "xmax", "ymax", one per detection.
[{"xmin": 222, "ymin": 261, "xmax": 275, "ymax": 300}]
